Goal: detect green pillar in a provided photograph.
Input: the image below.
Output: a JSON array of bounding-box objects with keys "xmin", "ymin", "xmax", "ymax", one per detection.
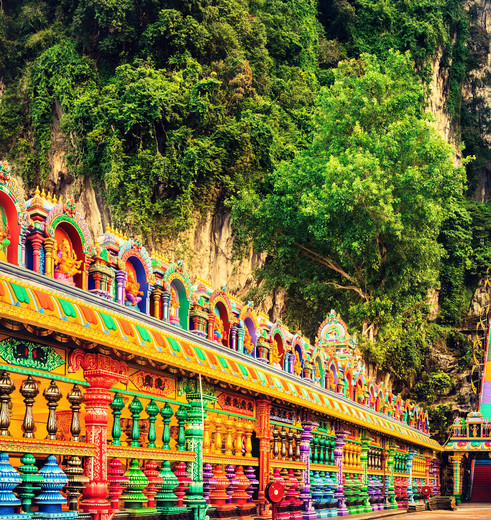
[
  {"xmin": 160, "ymin": 402, "xmax": 173, "ymax": 449},
  {"xmin": 360, "ymin": 431, "xmax": 371, "ymax": 513},
  {"xmin": 146, "ymin": 399, "xmax": 159, "ymax": 449},
  {"xmin": 179, "ymin": 377, "xmax": 217, "ymax": 520},
  {"xmin": 387, "ymin": 440, "xmax": 397, "ymax": 509},
  {"xmin": 110, "ymin": 393, "xmax": 125, "ymax": 446}
]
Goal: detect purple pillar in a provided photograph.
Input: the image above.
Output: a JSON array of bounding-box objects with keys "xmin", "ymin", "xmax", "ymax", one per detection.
[
  {"xmin": 334, "ymin": 426, "xmax": 349, "ymax": 516},
  {"xmin": 115, "ymin": 270, "xmax": 127, "ymax": 305},
  {"xmin": 230, "ymin": 325, "xmax": 238, "ymax": 351},
  {"xmin": 300, "ymin": 414, "xmax": 317, "ymax": 520}
]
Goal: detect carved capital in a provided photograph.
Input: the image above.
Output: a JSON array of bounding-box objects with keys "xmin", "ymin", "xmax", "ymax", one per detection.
[{"xmin": 68, "ymin": 350, "xmax": 128, "ymax": 388}]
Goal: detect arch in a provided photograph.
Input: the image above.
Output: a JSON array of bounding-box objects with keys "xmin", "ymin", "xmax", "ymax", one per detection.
[
  {"xmin": 52, "ymin": 221, "xmax": 85, "ymax": 289},
  {"xmin": 326, "ymin": 357, "xmax": 338, "ymax": 391},
  {"xmin": 0, "ymin": 174, "xmax": 29, "ymax": 266},
  {"xmin": 291, "ymin": 334, "xmax": 305, "ymax": 377},
  {"xmin": 268, "ymin": 322, "xmax": 285, "ymax": 369},
  {"xmin": 169, "ymin": 278, "xmax": 190, "ymax": 330},
  {"xmin": 163, "ymin": 262, "xmax": 193, "ymax": 299},
  {"xmin": 353, "ymin": 374, "xmax": 365, "ymax": 404},
  {"xmin": 239, "ymin": 304, "xmax": 259, "ymax": 357},
  {"xmin": 209, "ymin": 289, "xmax": 233, "ymax": 321},
  {"xmin": 214, "ymin": 301, "xmax": 231, "ymax": 347},
  {"xmin": 45, "ymin": 203, "xmax": 94, "ymax": 254},
  {"xmin": 344, "ymin": 365, "xmax": 354, "ymax": 399},
  {"xmin": 368, "ymin": 381, "xmax": 376, "ymax": 410},
  {"xmin": 313, "ymin": 353, "xmax": 325, "ymax": 386},
  {"xmin": 121, "ymin": 252, "xmax": 149, "ymax": 313}
]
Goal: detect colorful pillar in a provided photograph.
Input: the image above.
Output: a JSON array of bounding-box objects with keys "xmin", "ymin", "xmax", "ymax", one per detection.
[
  {"xmin": 387, "ymin": 440, "xmax": 397, "ymax": 509},
  {"xmin": 68, "ymin": 350, "xmax": 128, "ymax": 519},
  {"xmin": 334, "ymin": 425, "xmax": 348, "ymax": 516},
  {"xmin": 299, "ymin": 414, "xmax": 316, "ymax": 520},
  {"xmin": 407, "ymin": 447, "xmax": 415, "ymax": 504},
  {"xmin": 450, "ymin": 454, "xmax": 464, "ymax": 504},
  {"xmin": 43, "ymin": 237, "xmax": 55, "ymax": 278},
  {"xmin": 151, "ymin": 287, "xmax": 163, "ymax": 319},
  {"xmin": 162, "ymin": 290, "xmax": 171, "ymax": 322},
  {"xmin": 256, "ymin": 399, "xmax": 271, "ymax": 517},
  {"xmin": 182, "ymin": 380, "xmax": 217, "ymax": 520},
  {"xmin": 28, "ymin": 232, "xmax": 44, "ymax": 273},
  {"xmin": 360, "ymin": 431, "xmax": 371, "ymax": 513},
  {"xmin": 115, "ymin": 270, "xmax": 127, "ymax": 305},
  {"xmin": 237, "ymin": 326, "xmax": 245, "ymax": 354}
]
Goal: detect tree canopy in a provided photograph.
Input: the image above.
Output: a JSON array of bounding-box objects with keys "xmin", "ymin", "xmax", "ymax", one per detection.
[{"xmin": 232, "ymin": 51, "xmax": 465, "ymax": 380}]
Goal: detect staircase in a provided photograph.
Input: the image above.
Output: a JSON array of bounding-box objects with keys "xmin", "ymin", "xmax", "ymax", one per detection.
[{"xmin": 471, "ymin": 461, "xmax": 491, "ymax": 502}]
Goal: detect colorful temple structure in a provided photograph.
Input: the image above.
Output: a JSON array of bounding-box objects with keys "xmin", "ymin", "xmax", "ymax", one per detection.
[
  {"xmin": 445, "ymin": 311, "xmax": 491, "ymax": 503},
  {"xmin": 0, "ymin": 162, "xmax": 444, "ymax": 520}
]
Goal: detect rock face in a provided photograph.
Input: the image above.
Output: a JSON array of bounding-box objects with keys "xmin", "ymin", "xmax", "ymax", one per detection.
[{"xmin": 463, "ymin": 0, "xmax": 491, "ymax": 201}]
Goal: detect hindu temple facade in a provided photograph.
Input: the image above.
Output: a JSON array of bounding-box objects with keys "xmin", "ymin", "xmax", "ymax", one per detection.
[{"xmin": 0, "ymin": 162, "xmax": 442, "ymax": 520}]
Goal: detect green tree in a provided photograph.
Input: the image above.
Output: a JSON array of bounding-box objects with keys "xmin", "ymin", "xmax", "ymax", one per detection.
[{"xmin": 232, "ymin": 51, "xmax": 465, "ymax": 379}]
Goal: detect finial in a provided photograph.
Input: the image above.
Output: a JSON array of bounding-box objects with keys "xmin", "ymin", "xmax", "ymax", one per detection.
[
  {"xmin": 58, "ymin": 194, "xmax": 63, "ymax": 205},
  {"xmin": 34, "ymin": 186, "xmax": 40, "ymax": 196},
  {"xmin": 52, "ymin": 194, "xmax": 57, "ymax": 204},
  {"xmin": 41, "ymin": 188, "xmax": 46, "ymax": 199}
]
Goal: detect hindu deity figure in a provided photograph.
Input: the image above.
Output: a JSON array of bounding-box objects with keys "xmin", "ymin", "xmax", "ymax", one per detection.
[
  {"xmin": 169, "ymin": 286, "xmax": 180, "ymax": 325},
  {"xmin": 294, "ymin": 351, "xmax": 302, "ymax": 376},
  {"xmin": 213, "ymin": 316, "xmax": 225, "ymax": 343},
  {"xmin": 0, "ymin": 220, "xmax": 10, "ymax": 262},
  {"xmin": 125, "ymin": 271, "xmax": 143, "ymax": 306},
  {"xmin": 54, "ymin": 238, "xmax": 82, "ymax": 283},
  {"xmin": 243, "ymin": 328, "xmax": 254, "ymax": 355},
  {"xmin": 270, "ymin": 341, "xmax": 281, "ymax": 367}
]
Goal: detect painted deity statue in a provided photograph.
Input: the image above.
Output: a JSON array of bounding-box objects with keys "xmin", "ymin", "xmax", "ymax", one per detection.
[
  {"xmin": 169, "ymin": 286, "xmax": 180, "ymax": 325},
  {"xmin": 243, "ymin": 328, "xmax": 254, "ymax": 355},
  {"xmin": 294, "ymin": 351, "xmax": 302, "ymax": 376},
  {"xmin": 214, "ymin": 316, "xmax": 225, "ymax": 343},
  {"xmin": 270, "ymin": 341, "xmax": 281, "ymax": 367},
  {"xmin": 125, "ymin": 271, "xmax": 143, "ymax": 306},
  {"xmin": 54, "ymin": 238, "xmax": 82, "ymax": 284},
  {"xmin": 0, "ymin": 220, "xmax": 10, "ymax": 262}
]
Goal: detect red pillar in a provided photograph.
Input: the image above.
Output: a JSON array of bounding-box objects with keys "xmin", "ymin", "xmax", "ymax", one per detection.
[
  {"xmin": 256, "ymin": 399, "xmax": 271, "ymax": 516},
  {"xmin": 69, "ymin": 350, "xmax": 129, "ymax": 520},
  {"xmin": 208, "ymin": 313, "xmax": 216, "ymax": 341},
  {"xmin": 28, "ymin": 233, "xmax": 44, "ymax": 273}
]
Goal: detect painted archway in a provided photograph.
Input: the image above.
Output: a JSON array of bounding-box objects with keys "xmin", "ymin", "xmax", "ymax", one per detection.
[
  {"xmin": 119, "ymin": 240, "xmax": 153, "ymax": 314},
  {"xmin": 163, "ymin": 263, "xmax": 193, "ymax": 330},
  {"xmin": 239, "ymin": 304, "xmax": 259, "ymax": 357},
  {"xmin": 209, "ymin": 290, "xmax": 233, "ymax": 347},
  {"xmin": 0, "ymin": 172, "xmax": 29, "ymax": 266}
]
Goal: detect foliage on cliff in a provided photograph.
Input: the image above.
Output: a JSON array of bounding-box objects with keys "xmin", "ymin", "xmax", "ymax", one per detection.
[
  {"xmin": 232, "ymin": 51, "xmax": 466, "ymax": 384},
  {"xmin": 0, "ymin": 0, "xmax": 489, "ymax": 414}
]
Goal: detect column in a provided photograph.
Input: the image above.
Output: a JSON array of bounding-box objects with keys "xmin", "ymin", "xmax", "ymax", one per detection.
[
  {"xmin": 151, "ymin": 287, "xmax": 163, "ymax": 319},
  {"xmin": 208, "ymin": 314, "xmax": 216, "ymax": 341},
  {"xmin": 450, "ymin": 454, "xmax": 464, "ymax": 504},
  {"xmin": 237, "ymin": 327, "xmax": 245, "ymax": 354},
  {"xmin": 184, "ymin": 383, "xmax": 217, "ymax": 520},
  {"xmin": 334, "ymin": 424, "xmax": 349, "ymax": 516},
  {"xmin": 230, "ymin": 325, "xmax": 238, "ymax": 350},
  {"xmin": 43, "ymin": 237, "xmax": 55, "ymax": 277},
  {"xmin": 28, "ymin": 233, "xmax": 44, "ymax": 273},
  {"xmin": 115, "ymin": 270, "xmax": 127, "ymax": 305},
  {"xmin": 256, "ymin": 399, "xmax": 271, "ymax": 517},
  {"xmin": 68, "ymin": 350, "xmax": 129, "ymax": 518},
  {"xmin": 407, "ymin": 446, "xmax": 415, "ymax": 504},
  {"xmin": 162, "ymin": 290, "xmax": 171, "ymax": 322},
  {"xmin": 300, "ymin": 414, "xmax": 316, "ymax": 520},
  {"xmin": 360, "ymin": 431, "xmax": 371, "ymax": 513},
  {"xmin": 387, "ymin": 440, "xmax": 397, "ymax": 509}
]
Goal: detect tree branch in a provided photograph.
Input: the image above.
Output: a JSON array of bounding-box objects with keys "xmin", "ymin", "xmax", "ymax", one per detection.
[{"xmin": 293, "ymin": 241, "xmax": 369, "ymax": 301}]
